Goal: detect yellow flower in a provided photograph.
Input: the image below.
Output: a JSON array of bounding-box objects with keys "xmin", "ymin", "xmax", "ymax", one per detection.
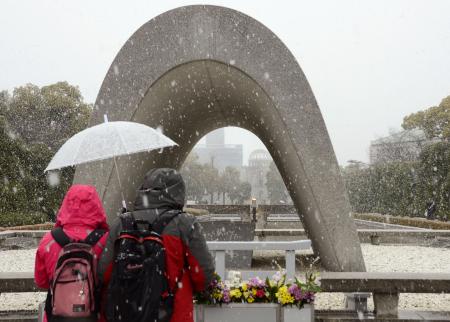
[
  {"xmin": 252, "ymin": 289, "xmax": 257, "ymax": 296},
  {"xmin": 230, "ymin": 289, "xmax": 242, "ymax": 299},
  {"xmin": 213, "ymin": 290, "xmax": 223, "ymax": 300},
  {"xmin": 242, "ymin": 284, "xmax": 248, "ymax": 291},
  {"xmin": 247, "ymin": 296, "xmax": 255, "ymax": 303},
  {"xmin": 275, "ymin": 286, "xmax": 294, "ymax": 305}
]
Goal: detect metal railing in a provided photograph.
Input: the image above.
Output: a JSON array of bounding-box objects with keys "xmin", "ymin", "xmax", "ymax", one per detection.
[{"xmin": 207, "ymin": 240, "xmax": 312, "ymax": 280}]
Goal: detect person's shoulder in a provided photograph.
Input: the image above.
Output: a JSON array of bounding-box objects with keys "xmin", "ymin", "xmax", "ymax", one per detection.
[
  {"xmin": 168, "ymin": 211, "xmax": 196, "ymax": 235},
  {"xmin": 40, "ymin": 230, "xmax": 53, "ymax": 243},
  {"xmin": 178, "ymin": 211, "xmax": 195, "ymax": 219},
  {"xmin": 176, "ymin": 211, "xmax": 196, "ymax": 225},
  {"xmin": 37, "ymin": 230, "xmax": 57, "ymax": 251}
]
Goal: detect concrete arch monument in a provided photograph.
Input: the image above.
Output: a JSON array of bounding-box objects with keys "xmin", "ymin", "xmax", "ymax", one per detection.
[{"xmin": 74, "ymin": 5, "xmax": 365, "ymax": 272}]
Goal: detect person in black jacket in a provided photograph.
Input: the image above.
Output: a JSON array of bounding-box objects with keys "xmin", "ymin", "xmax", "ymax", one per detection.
[
  {"xmin": 425, "ymin": 200, "xmax": 437, "ymax": 220},
  {"xmin": 98, "ymin": 168, "xmax": 214, "ymax": 322}
]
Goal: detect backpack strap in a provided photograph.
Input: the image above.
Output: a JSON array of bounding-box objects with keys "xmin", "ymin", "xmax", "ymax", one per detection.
[
  {"xmin": 152, "ymin": 210, "xmax": 181, "ymax": 235},
  {"xmin": 51, "ymin": 228, "xmax": 71, "ymax": 247},
  {"xmin": 120, "ymin": 212, "xmax": 136, "ymax": 231},
  {"xmin": 84, "ymin": 229, "xmax": 107, "ymax": 246}
]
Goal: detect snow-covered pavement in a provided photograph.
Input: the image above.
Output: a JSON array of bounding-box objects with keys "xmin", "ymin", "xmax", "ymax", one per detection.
[
  {"xmin": 316, "ymin": 244, "xmax": 450, "ymax": 311},
  {"xmin": 1, "ymin": 245, "xmax": 450, "ymax": 312}
]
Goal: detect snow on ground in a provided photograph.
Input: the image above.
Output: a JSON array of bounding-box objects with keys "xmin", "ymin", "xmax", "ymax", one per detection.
[
  {"xmin": 0, "ymin": 249, "xmax": 46, "ymax": 311},
  {"xmin": 1, "ymin": 244, "xmax": 450, "ymax": 312},
  {"xmin": 316, "ymin": 244, "xmax": 450, "ymax": 311}
]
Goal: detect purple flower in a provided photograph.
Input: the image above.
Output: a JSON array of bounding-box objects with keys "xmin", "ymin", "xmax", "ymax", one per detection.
[
  {"xmin": 248, "ymin": 277, "xmax": 265, "ymax": 288},
  {"xmin": 223, "ymin": 288, "xmax": 231, "ymax": 303},
  {"xmin": 304, "ymin": 291, "xmax": 315, "ymax": 303},
  {"xmin": 288, "ymin": 284, "xmax": 303, "ymax": 301},
  {"xmin": 210, "ymin": 278, "xmax": 219, "ymax": 288}
]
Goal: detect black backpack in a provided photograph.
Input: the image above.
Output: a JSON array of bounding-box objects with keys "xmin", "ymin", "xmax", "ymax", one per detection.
[{"xmin": 105, "ymin": 210, "xmax": 180, "ymax": 322}]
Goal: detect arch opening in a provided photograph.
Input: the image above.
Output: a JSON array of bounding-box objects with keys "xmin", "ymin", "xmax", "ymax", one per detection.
[{"xmin": 182, "ymin": 126, "xmax": 291, "ymax": 205}]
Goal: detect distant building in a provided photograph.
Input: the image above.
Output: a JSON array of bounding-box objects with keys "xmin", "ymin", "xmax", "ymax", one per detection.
[
  {"xmin": 241, "ymin": 149, "xmax": 272, "ymax": 204},
  {"xmin": 193, "ymin": 128, "xmax": 243, "ymax": 172},
  {"xmin": 369, "ymin": 129, "xmax": 437, "ymax": 164}
]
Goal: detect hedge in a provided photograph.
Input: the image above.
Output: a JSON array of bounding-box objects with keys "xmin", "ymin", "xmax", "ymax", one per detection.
[
  {"xmin": 0, "ymin": 212, "xmax": 49, "ymax": 228},
  {"xmin": 353, "ymin": 213, "xmax": 450, "ymax": 230},
  {"xmin": 343, "ymin": 142, "xmax": 450, "ymax": 220}
]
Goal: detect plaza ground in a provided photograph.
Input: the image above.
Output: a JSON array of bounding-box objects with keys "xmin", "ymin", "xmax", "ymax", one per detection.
[{"xmin": 1, "ymin": 244, "xmax": 450, "ymax": 312}]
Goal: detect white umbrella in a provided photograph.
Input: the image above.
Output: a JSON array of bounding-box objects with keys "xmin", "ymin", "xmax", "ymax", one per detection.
[{"xmin": 45, "ymin": 115, "xmax": 178, "ymax": 208}]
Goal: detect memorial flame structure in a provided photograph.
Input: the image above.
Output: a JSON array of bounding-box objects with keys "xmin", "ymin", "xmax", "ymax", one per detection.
[{"xmin": 74, "ymin": 5, "xmax": 366, "ymax": 272}]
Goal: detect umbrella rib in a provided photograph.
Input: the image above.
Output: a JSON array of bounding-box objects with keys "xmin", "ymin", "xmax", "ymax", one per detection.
[
  {"xmin": 116, "ymin": 126, "xmax": 129, "ymax": 155},
  {"xmin": 71, "ymin": 132, "xmax": 86, "ymax": 168}
]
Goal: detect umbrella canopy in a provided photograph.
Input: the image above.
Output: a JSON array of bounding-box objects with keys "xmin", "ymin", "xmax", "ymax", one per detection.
[{"xmin": 45, "ymin": 120, "xmax": 178, "ymax": 172}]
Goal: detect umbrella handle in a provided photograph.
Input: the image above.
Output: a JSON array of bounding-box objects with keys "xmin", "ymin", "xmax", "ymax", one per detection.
[
  {"xmin": 104, "ymin": 115, "xmax": 126, "ymax": 211},
  {"xmin": 113, "ymin": 155, "xmax": 127, "ymax": 211}
]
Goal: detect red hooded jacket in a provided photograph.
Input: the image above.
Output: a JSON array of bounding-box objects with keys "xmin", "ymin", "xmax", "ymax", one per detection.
[
  {"xmin": 97, "ymin": 168, "xmax": 215, "ymax": 322},
  {"xmin": 34, "ymin": 185, "xmax": 109, "ymax": 321}
]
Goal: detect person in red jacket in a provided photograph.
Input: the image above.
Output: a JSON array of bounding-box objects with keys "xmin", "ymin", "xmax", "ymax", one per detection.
[
  {"xmin": 98, "ymin": 168, "xmax": 215, "ymax": 322},
  {"xmin": 34, "ymin": 184, "xmax": 109, "ymax": 321}
]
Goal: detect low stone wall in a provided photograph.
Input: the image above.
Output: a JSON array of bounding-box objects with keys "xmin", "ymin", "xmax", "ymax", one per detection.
[
  {"xmin": 187, "ymin": 205, "xmax": 250, "ymax": 215},
  {"xmin": 0, "ymin": 231, "xmax": 47, "ymax": 250},
  {"xmin": 4, "ymin": 208, "xmax": 449, "ymax": 231},
  {"xmin": 354, "ymin": 213, "xmax": 450, "ymax": 230},
  {"xmin": 0, "ymin": 223, "xmax": 53, "ymax": 232},
  {"xmin": 255, "ymin": 229, "xmax": 450, "ymax": 247},
  {"xmin": 258, "ymin": 205, "xmax": 297, "ymax": 214}
]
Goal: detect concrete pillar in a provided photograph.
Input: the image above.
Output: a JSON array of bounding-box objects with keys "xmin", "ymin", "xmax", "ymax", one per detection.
[{"xmin": 374, "ymin": 292, "xmax": 399, "ymax": 317}]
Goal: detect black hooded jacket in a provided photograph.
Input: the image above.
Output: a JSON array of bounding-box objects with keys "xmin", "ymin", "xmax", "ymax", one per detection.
[
  {"xmin": 133, "ymin": 168, "xmax": 186, "ymax": 211},
  {"xmin": 98, "ymin": 168, "xmax": 215, "ymax": 322}
]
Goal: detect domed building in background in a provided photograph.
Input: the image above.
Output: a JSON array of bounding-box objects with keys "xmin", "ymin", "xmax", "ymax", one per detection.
[{"xmin": 242, "ymin": 149, "xmax": 272, "ymax": 204}]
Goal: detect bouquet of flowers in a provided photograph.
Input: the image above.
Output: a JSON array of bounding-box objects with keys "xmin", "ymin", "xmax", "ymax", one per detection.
[{"xmin": 195, "ymin": 270, "xmax": 320, "ymax": 309}]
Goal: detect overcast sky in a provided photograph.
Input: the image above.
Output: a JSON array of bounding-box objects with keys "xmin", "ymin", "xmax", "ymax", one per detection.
[{"xmin": 2, "ymin": 0, "xmax": 450, "ymax": 165}]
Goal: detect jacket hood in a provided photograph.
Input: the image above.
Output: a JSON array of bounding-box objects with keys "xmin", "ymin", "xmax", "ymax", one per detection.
[
  {"xmin": 56, "ymin": 184, "xmax": 108, "ymax": 229},
  {"xmin": 134, "ymin": 168, "xmax": 185, "ymax": 211}
]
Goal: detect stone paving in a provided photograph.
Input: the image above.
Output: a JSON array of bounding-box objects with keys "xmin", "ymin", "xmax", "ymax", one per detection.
[{"xmin": 315, "ymin": 244, "xmax": 450, "ymax": 312}]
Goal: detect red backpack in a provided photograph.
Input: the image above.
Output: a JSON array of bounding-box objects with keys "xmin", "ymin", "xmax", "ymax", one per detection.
[{"xmin": 45, "ymin": 228, "xmax": 106, "ymax": 322}]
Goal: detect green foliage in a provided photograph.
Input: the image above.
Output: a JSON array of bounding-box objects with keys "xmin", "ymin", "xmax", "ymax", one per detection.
[
  {"xmin": 415, "ymin": 142, "xmax": 450, "ymax": 216},
  {"xmin": 228, "ymin": 181, "xmax": 252, "ymax": 204},
  {"xmin": 0, "ymin": 82, "xmax": 91, "ymax": 223},
  {"xmin": 266, "ymin": 161, "xmax": 290, "ymax": 204},
  {"xmin": 343, "ymin": 141, "xmax": 450, "ymax": 219},
  {"xmin": 181, "ymin": 154, "xmax": 252, "ymax": 204},
  {"xmin": 402, "ymin": 96, "xmax": 450, "ymax": 140},
  {"xmin": 0, "ymin": 116, "xmax": 31, "ymax": 214},
  {"xmin": 5, "ymin": 82, "xmax": 91, "ymax": 151},
  {"xmin": 346, "ymin": 94, "xmax": 450, "ymax": 219},
  {"xmin": 0, "ymin": 211, "xmax": 48, "ymax": 227},
  {"xmin": 181, "ymin": 154, "xmax": 221, "ymax": 203},
  {"xmin": 0, "ymin": 91, "xmax": 8, "ymax": 114},
  {"xmin": 219, "ymin": 166, "xmax": 241, "ymax": 203},
  {"xmin": 179, "ymin": 153, "xmax": 208, "ymax": 202},
  {"xmin": 344, "ymin": 162, "xmax": 418, "ymax": 215}
]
